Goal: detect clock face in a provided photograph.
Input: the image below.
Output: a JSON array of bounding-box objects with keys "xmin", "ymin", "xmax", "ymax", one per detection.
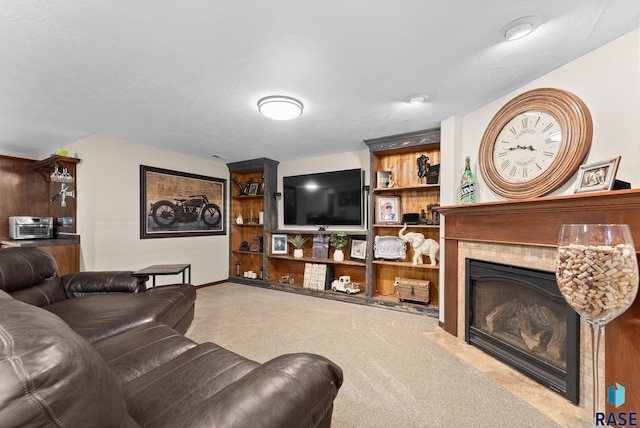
[
  {"xmin": 478, "ymin": 88, "xmax": 592, "ymax": 199},
  {"xmin": 492, "ymin": 110, "xmax": 562, "ymax": 183}
]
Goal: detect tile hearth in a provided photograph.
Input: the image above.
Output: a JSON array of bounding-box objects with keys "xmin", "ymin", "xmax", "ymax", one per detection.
[{"xmin": 427, "ymin": 330, "xmax": 589, "ymax": 426}]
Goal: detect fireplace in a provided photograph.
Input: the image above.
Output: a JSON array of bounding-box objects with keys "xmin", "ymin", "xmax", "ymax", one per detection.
[{"xmin": 465, "ymin": 258, "xmax": 579, "ymax": 403}]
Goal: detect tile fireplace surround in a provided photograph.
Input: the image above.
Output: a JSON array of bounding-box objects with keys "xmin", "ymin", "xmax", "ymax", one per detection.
[{"xmin": 438, "ymin": 189, "xmax": 640, "ymax": 415}]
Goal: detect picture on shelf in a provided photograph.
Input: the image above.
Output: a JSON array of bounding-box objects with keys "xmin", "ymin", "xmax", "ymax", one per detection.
[
  {"xmin": 248, "ymin": 182, "xmax": 260, "ymax": 196},
  {"xmin": 312, "ymin": 234, "xmax": 329, "ymax": 259},
  {"xmin": 349, "ymin": 236, "xmax": 367, "ymax": 261},
  {"xmin": 375, "ymin": 195, "xmax": 401, "ymax": 224},
  {"xmin": 574, "ymin": 157, "xmax": 621, "ymax": 194},
  {"xmin": 426, "ymin": 164, "xmax": 440, "ymax": 184},
  {"xmin": 376, "ymin": 170, "xmax": 392, "ymax": 189},
  {"xmin": 271, "ymin": 234, "xmax": 288, "ymax": 255}
]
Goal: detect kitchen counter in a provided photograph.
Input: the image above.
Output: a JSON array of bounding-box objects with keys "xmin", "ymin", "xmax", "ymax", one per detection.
[
  {"xmin": 1, "ymin": 233, "xmax": 79, "ymax": 247},
  {"xmin": 1, "ymin": 234, "xmax": 80, "ymax": 274}
]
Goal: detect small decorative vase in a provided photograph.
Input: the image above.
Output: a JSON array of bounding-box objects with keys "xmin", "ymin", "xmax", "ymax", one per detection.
[
  {"xmin": 293, "ymin": 248, "xmax": 303, "ymax": 258},
  {"xmin": 333, "ymin": 249, "xmax": 344, "ymax": 262}
]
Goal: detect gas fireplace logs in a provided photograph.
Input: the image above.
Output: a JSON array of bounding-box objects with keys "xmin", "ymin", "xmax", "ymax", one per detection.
[
  {"xmin": 485, "ymin": 300, "xmax": 565, "ymax": 360},
  {"xmin": 556, "ymin": 243, "xmax": 638, "ymax": 319}
]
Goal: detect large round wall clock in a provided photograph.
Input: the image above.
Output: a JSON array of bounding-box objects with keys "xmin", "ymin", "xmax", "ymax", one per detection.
[{"xmin": 478, "ymin": 88, "xmax": 592, "ymax": 199}]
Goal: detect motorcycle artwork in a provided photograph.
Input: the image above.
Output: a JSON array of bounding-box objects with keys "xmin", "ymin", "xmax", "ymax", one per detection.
[{"xmin": 149, "ymin": 194, "xmax": 221, "ymax": 228}]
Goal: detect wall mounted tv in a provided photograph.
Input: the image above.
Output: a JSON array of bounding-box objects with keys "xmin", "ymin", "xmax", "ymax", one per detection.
[{"xmin": 283, "ymin": 169, "xmax": 364, "ymax": 227}]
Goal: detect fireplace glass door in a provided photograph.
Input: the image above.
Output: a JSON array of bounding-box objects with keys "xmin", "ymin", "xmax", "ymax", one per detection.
[{"xmin": 465, "ymin": 258, "xmax": 579, "ymax": 403}]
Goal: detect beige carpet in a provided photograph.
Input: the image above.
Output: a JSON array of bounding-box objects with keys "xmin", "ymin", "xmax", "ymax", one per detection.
[{"xmin": 186, "ymin": 283, "xmax": 568, "ymax": 427}]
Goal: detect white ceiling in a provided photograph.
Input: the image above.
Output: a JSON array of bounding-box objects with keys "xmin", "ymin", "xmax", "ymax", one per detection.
[{"xmin": 1, "ymin": 1, "xmax": 638, "ymax": 162}]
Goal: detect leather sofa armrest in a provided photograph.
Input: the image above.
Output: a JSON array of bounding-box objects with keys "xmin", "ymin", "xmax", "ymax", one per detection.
[
  {"xmin": 180, "ymin": 353, "xmax": 343, "ymax": 428},
  {"xmin": 62, "ymin": 271, "xmax": 148, "ymax": 298}
]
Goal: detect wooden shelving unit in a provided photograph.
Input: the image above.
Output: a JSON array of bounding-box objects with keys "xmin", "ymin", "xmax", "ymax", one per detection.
[
  {"xmin": 226, "ymin": 134, "xmax": 443, "ymax": 316},
  {"xmin": 227, "ymin": 158, "xmax": 279, "ymax": 285},
  {"xmin": 365, "ymin": 128, "xmax": 441, "ymax": 313},
  {"xmin": 265, "ymin": 230, "xmax": 368, "ymax": 298}
]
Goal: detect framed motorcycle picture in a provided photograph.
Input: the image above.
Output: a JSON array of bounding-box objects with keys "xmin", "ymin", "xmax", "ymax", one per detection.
[{"xmin": 140, "ymin": 165, "xmax": 227, "ymax": 238}]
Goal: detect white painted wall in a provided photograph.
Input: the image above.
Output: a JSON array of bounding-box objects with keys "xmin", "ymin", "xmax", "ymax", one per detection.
[
  {"xmin": 63, "ymin": 134, "xmax": 229, "ymax": 286},
  {"xmin": 441, "ymin": 28, "xmax": 640, "ymax": 206}
]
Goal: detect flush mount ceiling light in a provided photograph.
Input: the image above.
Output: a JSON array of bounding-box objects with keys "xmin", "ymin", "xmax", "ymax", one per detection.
[
  {"xmin": 499, "ymin": 16, "xmax": 541, "ymax": 42},
  {"xmin": 406, "ymin": 94, "xmax": 429, "ymax": 104},
  {"xmin": 257, "ymin": 96, "xmax": 303, "ymax": 120}
]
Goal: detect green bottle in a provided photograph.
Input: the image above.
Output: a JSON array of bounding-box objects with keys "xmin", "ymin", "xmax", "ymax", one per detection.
[{"xmin": 460, "ymin": 156, "xmax": 476, "ymax": 204}]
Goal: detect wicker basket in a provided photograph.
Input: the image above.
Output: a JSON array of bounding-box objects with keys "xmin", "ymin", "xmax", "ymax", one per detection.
[{"xmin": 397, "ymin": 278, "xmax": 430, "ymax": 304}]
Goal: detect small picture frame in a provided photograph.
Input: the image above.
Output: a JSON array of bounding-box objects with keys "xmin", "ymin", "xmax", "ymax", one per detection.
[
  {"xmin": 248, "ymin": 182, "xmax": 259, "ymax": 196},
  {"xmin": 426, "ymin": 164, "xmax": 440, "ymax": 184},
  {"xmin": 271, "ymin": 233, "xmax": 288, "ymax": 255},
  {"xmin": 349, "ymin": 236, "xmax": 367, "ymax": 261},
  {"xmin": 375, "ymin": 195, "xmax": 401, "ymax": 224},
  {"xmin": 574, "ymin": 157, "xmax": 621, "ymax": 194},
  {"xmin": 376, "ymin": 170, "xmax": 392, "ymax": 189}
]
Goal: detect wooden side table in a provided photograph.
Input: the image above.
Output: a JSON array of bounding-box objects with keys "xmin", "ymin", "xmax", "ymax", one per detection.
[{"xmin": 132, "ymin": 264, "xmax": 191, "ymax": 287}]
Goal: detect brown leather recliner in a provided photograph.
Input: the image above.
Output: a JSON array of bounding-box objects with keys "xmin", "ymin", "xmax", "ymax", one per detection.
[
  {"xmin": 0, "ymin": 246, "xmax": 195, "ymax": 342},
  {"xmin": 0, "ymin": 246, "xmax": 344, "ymax": 427}
]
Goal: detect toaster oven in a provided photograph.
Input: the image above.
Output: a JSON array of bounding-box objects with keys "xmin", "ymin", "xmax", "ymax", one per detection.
[{"xmin": 9, "ymin": 216, "xmax": 53, "ymax": 240}]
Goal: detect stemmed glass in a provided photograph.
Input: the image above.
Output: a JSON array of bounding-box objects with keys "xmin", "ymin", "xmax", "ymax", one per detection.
[{"xmin": 556, "ymin": 224, "xmax": 639, "ymax": 428}]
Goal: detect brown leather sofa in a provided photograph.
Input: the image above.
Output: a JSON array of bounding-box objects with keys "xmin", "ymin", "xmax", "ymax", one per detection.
[{"xmin": 0, "ymin": 247, "xmax": 343, "ymax": 427}]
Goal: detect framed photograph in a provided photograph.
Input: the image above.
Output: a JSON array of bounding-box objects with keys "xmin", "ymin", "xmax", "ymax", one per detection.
[
  {"xmin": 272, "ymin": 233, "xmax": 288, "ymax": 255},
  {"xmin": 140, "ymin": 165, "xmax": 226, "ymax": 239},
  {"xmin": 349, "ymin": 236, "xmax": 367, "ymax": 261},
  {"xmin": 248, "ymin": 182, "xmax": 259, "ymax": 196},
  {"xmin": 312, "ymin": 234, "xmax": 329, "ymax": 259},
  {"xmin": 574, "ymin": 157, "xmax": 621, "ymax": 194},
  {"xmin": 375, "ymin": 195, "xmax": 401, "ymax": 224}
]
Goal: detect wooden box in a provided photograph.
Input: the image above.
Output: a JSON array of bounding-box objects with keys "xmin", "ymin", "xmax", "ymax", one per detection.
[{"xmin": 397, "ymin": 278, "xmax": 430, "ymax": 304}]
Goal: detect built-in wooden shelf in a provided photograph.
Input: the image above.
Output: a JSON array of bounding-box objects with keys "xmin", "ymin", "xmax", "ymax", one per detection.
[
  {"xmin": 372, "ymin": 260, "xmax": 439, "ymax": 269},
  {"xmin": 374, "ymin": 184, "xmax": 440, "ymax": 192},
  {"xmin": 269, "ymin": 254, "xmax": 366, "ymax": 267}
]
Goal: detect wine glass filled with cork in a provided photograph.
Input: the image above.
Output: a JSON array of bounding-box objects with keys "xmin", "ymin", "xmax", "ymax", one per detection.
[{"xmin": 556, "ymin": 224, "xmax": 639, "ymax": 428}]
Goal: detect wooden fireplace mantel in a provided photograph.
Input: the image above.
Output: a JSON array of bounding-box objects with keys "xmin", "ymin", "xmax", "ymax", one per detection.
[
  {"xmin": 438, "ymin": 188, "xmax": 640, "ymax": 248},
  {"xmin": 438, "ymin": 188, "xmax": 640, "ymax": 412}
]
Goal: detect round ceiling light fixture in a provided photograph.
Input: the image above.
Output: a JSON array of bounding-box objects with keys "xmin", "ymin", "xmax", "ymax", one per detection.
[
  {"xmin": 499, "ymin": 16, "xmax": 541, "ymax": 42},
  {"xmin": 257, "ymin": 95, "xmax": 303, "ymax": 120},
  {"xmin": 406, "ymin": 94, "xmax": 429, "ymax": 104}
]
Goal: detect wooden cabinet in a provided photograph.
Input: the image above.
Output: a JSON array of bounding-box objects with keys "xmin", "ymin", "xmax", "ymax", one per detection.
[
  {"xmin": 1, "ymin": 239, "xmax": 80, "ymax": 275},
  {"xmin": 364, "ymin": 128, "xmax": 441, "ymax": 312},
  {"xmin": 227, "ymin": 158, "xmax": 278, "ymax": 284},
  {"xmin": 0, "ymin": 155, "xmax": 80, "ymax": 240}
]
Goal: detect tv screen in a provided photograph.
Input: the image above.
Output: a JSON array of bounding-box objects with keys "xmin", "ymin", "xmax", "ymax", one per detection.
[{"xmin": 284, "ymin": 169, "xmax": 363, "ymax": 226}]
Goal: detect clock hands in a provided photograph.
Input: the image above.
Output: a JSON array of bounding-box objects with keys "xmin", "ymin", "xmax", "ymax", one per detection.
[{"xmin": 506, "ymin": 145, "xmax": 536, "ymax": 151}]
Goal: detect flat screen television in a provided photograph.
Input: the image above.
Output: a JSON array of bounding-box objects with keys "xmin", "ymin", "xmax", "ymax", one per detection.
[{"xmin": 283, "ymin": 169, "xmax": 364, "ymax": 227}]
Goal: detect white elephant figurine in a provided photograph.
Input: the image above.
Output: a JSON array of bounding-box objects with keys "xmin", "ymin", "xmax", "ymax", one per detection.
[{"xmin": 398, "ymin": 224, "xmax": 439, "ymax": 266}]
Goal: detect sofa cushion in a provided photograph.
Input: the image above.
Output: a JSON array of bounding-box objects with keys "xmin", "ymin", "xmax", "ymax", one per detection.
[
  {"xmin": 123, "ymin": 342, "xmax": 260, "ymax": 428},
  {"xmin": 93, "ymin": 322, "xmax": 197, "ymax": 383},
  {"xmin": 0, "ymin": 247, "xmax": 66, "ymax": 306},
  {"xmin": 45, "ymin": 284, "xmax": 196, "ymax": 343},
  {"xmin": 0, "ymin": 298, "xmax": 138, "ymax": 428}
]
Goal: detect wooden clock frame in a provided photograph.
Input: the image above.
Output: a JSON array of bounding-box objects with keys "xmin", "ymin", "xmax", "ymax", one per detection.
[{"xmin": 478, "ymin": 88, "xmax": 593, "ymax": 199}]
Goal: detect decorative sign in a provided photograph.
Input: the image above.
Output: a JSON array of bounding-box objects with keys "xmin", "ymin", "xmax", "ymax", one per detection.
[{"xmin": 303, "ymin": 263, "xmax": 333, "ymax": 290}]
